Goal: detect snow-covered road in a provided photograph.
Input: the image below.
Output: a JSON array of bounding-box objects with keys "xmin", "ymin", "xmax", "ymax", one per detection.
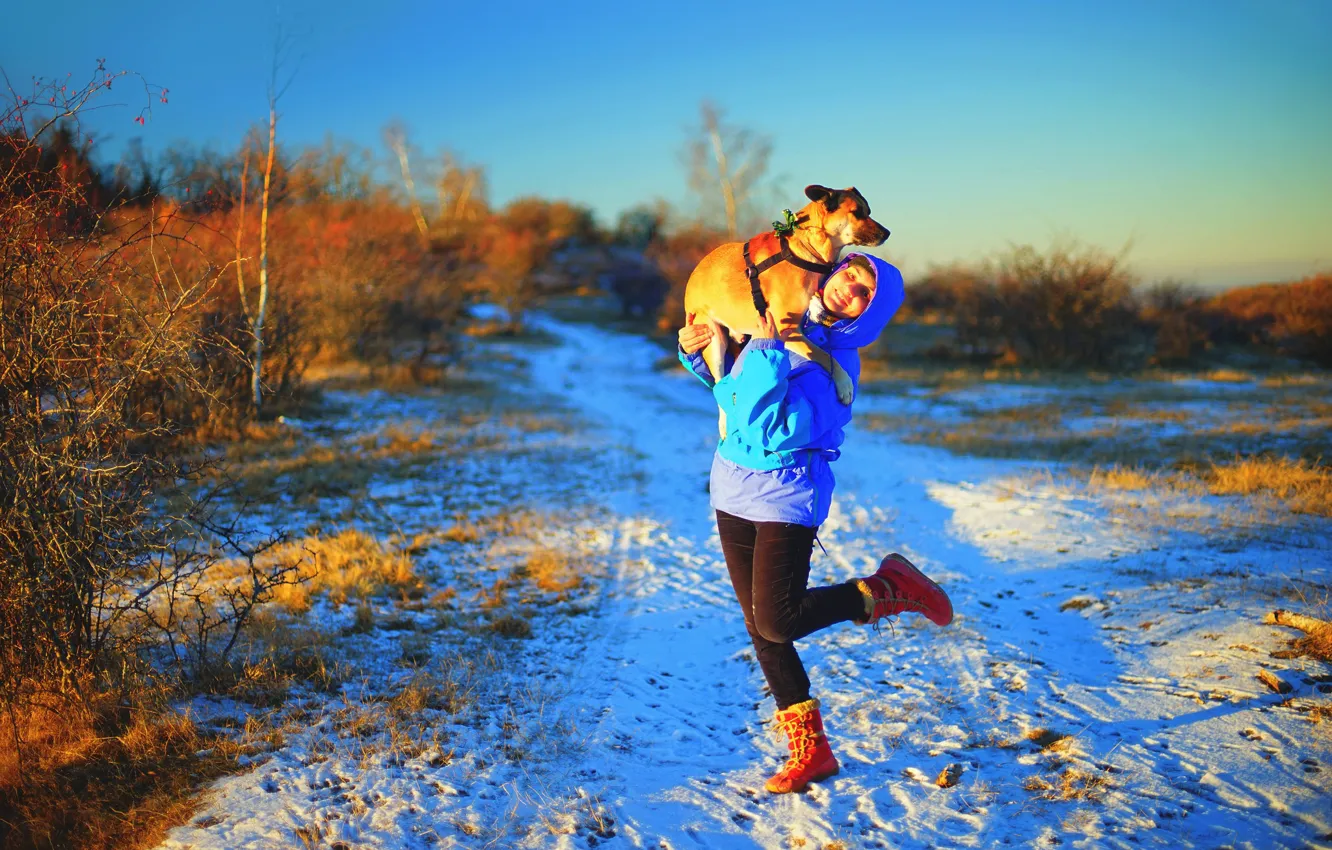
[{"xmin": 160, "ymin": 314, "xmax": 1330, "ymax": 850}]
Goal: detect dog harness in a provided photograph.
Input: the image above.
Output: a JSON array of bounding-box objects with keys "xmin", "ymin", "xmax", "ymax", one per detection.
[{"xmin": 743, "ymin": 233, "xmax": 836, "ymax": 316}]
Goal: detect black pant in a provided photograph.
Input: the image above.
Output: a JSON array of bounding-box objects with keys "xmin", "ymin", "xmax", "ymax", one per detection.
[{"xmin": 716, "ymin": 510, "xmax": 865, "ymax": 710}]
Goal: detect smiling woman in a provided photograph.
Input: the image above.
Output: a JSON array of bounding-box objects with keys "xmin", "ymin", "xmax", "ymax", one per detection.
[
  {"xmin": 676, "ymin": 250, "xmax": 954, "ymax": 795},
  {"xmin": 818, "ymin": 255, "xmax": 878, "ymax": 321}
]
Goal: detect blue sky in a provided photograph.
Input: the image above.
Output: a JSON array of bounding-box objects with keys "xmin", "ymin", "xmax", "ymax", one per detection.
[{"xmin": 4, "ymin": 0, "xmax": 1329, "ymax": 286}]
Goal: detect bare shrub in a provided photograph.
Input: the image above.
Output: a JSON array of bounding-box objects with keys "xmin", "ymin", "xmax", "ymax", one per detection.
[
  {"xmin": 0, "ymin": 68, "xmax": 300, "ymax": 807},
  {"xmin": 1139, "ymin": 279, "xmax": 1210, "ymax": 365},
  {"xmin": 900, "ymin": 262, "xmax": 985, "ymax": 325},
  {"xmin": 683, "ymin": 100, "xmax": 773, "ymax": 239},
  {"xmin": 955, "ymin": 242, "xmax": 1139, "ymax": 368}
]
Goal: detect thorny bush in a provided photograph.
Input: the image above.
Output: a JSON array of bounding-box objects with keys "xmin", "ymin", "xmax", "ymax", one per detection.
[{"xmin": 0, "ymin": 69, "xmax": 301, "ymax": 777}]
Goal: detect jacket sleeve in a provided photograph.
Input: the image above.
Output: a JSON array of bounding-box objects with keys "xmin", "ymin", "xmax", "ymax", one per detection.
[
  {"xmin": 713, "ymin": 339, "xmax": 838, "ymax": 452},
  {"xmin": 678, "ymin": 345, "xmax": 734, "ymax": 388}
]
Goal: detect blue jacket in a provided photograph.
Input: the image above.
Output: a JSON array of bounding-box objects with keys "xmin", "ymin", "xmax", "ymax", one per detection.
[{"xmin": 678, "ymin": 254, "xmax": 904, "ymax": 526}]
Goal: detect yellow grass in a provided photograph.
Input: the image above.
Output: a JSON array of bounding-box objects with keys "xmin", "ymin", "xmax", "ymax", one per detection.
[
  {"xmin": 0, "ymin": 699, "xmax": 255, "ymax": 850},
  {"xmin": 419, "ymin": 508, "xmax": 552, "ymax": 549},
  {"xmin": 1088, "ymin": 465, "xmax": 1156, "ymax": 491},
  {"xmin": 522, "ymin": 548, "xmax": 583, "ymax": 595},
  {"xmin": 1199, "ymin": 368, "xmax": 1254, "ymax": 383},
  {"xmin": 1023, "ymin": 767, "xmax": 1110, "ymax": 802},
  {"xmin": 1308, "ymin": 703, "xmax": 1332, "ymax": 726},
  {"xmin": 220, "ymin": 420, "xmax": 503, "ymax": 505},
  {"xmin": 1054, "ymin": 768, "xmax": 1110, "ymax": 801},
  {"xmin": 1206, "ymin": 457, "xmax": 1332, "ymax": 517},
  {"xmin": 190, "ymin": 529, "xmax": 421, "ymax": 618},
  {"xmin": 266, "ymin": 529, "xmax": 421, "ymax": 612}
]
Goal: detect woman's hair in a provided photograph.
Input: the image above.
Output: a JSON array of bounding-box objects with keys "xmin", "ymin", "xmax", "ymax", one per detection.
[{"xmin": 846, "ymin": 255, "xmax": 875, "ymax": 279}]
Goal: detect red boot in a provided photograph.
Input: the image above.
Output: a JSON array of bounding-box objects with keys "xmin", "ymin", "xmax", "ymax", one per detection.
[
  {"xmin": 765, "ymin": 699, "xmax": 839, "ymax": 793},
  {"xmin": 856, "ymin": 553, "xmax": 953, "ymax": 626}
]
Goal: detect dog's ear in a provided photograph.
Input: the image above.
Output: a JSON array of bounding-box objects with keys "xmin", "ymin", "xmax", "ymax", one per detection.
[
  {"xmin": 804, "ymin": 184, "xmax": 840, "ymax": 212},
  {"xmin": 848, "ymin": 187, "xmax": 871, "ymax": 216},
  {"xmin": 804, "ymin": 185, "xmax": 832, "ymax": 204}
]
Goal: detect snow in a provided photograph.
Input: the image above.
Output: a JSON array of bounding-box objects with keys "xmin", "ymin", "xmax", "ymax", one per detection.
[{"xmin": 157, "ymin": 314, "xmax": 1331, "ymax": 850}]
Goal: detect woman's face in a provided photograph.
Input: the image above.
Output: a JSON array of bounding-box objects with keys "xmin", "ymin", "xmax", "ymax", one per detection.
[{"xmin": 821, "ymin": 263, "xmax": 876, "ymax": 320}]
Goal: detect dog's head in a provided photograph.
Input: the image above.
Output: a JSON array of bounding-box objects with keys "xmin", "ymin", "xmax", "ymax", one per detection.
[{"xmin": 800, "ymin": 185, "xmax": 889, "ymax": 248}]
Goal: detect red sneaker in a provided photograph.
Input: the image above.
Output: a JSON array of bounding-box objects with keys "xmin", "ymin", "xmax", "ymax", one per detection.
[
  {"xmin": 857, "ymin": 553, "xmax": 953, "ymax": 626},
  {"xmin": 765, "ymin": 699, "xmax": 839, "ymax": 793}
]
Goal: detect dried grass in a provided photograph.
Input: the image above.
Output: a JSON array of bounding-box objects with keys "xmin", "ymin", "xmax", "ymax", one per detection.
[
  {"xmin": 0, "ymin": 698, "xmax": 255, "ymax": 850},
  {"xmin": 1024, "ymin": 728, "xmax": 1075, "ymax": 751},
  {"xmin": 1199, "ymin": 368, "xmax": 1254, "ymax": 383},
  {"xmin": 1206, "ymin": 456, "xmax": 1332, "ymax": 517},
  {"xmin": 1053, "ymin": 768, "xmax": 1110, "ymax": 801},
  {"xmin": 258, "ymin": 529, "xmax": 421, "ymax": 613},
  {"xmin": 220, "ymin": 421, "xmax": 505, "ymax": 505},
  {"xmin": 1306, "ymin": 702, "xmax": 1332, "ymax": 726},
  {"xmin": 488, "ymin": 615, "xmax": 533, "ymax": 639},
  {"xmin": 861, "ymin": 380, "xmax": 1332, "ymax": 504},
  {"xmin": 1088, "ymin": 465, "xmax": 1156, "ymax": 491},
  {"xmin": 1023, "ymin": 767, "xmax": 1110, "ymax": 802},
  {"xmin": 522, "ymin": 548, "xmax": 583, "ymax": 596}
]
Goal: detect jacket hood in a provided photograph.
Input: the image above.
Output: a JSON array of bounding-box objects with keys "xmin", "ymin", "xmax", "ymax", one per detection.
[{"xmin": 812, "ymin": 253, "xmax": 904, "ymax": 350}]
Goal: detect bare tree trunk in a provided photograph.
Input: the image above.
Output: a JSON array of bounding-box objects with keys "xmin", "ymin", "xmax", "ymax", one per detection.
[
  {"xmin": 235, "ymin": 143, "xmax": 251, "ymax": 323},
  {"xmin": 686, "ymin": 102, "xmax": 770, "ymax": 240},
  {"xmin": 253, "ymin": 102, "xmax": 276, "ymax": 412},
  {"xmin": 434, "ymin": 153, "xmax": 484, "ymax": 240},
  {"xmin": 386, "ymin": 127, "xmax": 430, "ymax": 247},
  {"xmin": 706, "ymin": 114, "xmax": 737, "ymax": 240}
]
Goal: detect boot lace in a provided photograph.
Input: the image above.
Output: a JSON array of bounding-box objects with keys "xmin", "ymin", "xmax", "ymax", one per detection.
[
  {"xmin": 774, "ymin": 716, "xmax": 821, "ymax": 773},
  {"xmin": 870, "ymin": 573, "xmax": 928, "ymax": 622}
]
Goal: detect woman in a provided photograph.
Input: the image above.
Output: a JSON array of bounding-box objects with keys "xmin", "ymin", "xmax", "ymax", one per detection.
[{"xmin": 677, "ymin": 253, "xmax": 953, "ymax": 793}]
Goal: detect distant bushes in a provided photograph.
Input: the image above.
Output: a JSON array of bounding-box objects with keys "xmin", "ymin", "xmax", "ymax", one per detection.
[
  {"xmin": 893, "ymin": 245, "xmax": 1331, "ymax": 371},
  {"xmin": 1207, "ymin": 273, "xmax": 1332, "ymax": 367},
  {"xmin": 896, "ymin": 262, "xmax": 985, "ymax": 326},
  {"xmin": 651, "ymin": 225, "xmax": 729, "ymax": 334},
  {"xmin": 1136, "ymin": 280, "xmax": 1212, "ymax": 365},
  {"xmin": 601, "ymin": 203, "xmax": 726, "ymax": 331},
  {"xmin": 952, "ymin": 243, "xmax": 1138, "ymax": 368}
]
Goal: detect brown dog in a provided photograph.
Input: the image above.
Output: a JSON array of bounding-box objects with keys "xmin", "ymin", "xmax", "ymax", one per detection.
[{"xmin": 683, "ymin": 185, "xmax": 890, "ymax": 406}]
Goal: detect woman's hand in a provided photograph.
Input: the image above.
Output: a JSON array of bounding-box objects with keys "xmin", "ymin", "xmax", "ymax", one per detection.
[
  {"xmin": 754, "ymin": 311, "xmax": 779, "ymax": 340},
  {"xmin": 678, "ymin": 313, "xmax": 714, "ymax": 354}
]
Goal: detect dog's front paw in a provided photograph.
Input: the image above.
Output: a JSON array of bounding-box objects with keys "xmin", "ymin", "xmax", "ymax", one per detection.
[{"xmin": 833, "ymin": 363, "xmax": 855, "ymax": 405}]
